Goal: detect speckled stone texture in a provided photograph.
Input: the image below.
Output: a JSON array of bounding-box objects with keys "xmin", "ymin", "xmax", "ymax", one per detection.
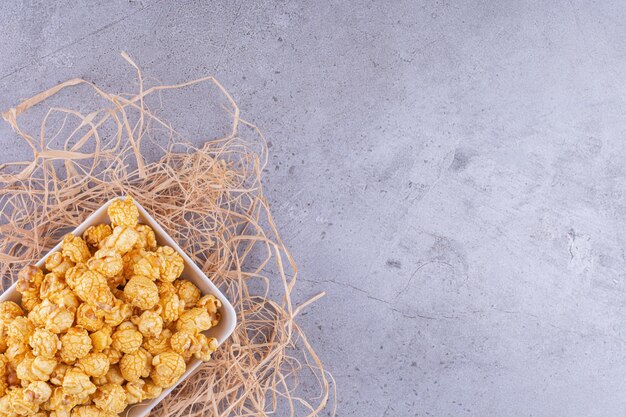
[{"xmin": 1, "ymin": 1, "xmax": 625, "ymax": 416}]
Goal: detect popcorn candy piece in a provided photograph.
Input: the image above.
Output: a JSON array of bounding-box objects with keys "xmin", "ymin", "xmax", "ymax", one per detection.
[
  {"xmin": 93, "ymin": 383, "xmax": 128, "ymax": 414},
  {"xmin": 45, "ymin": 253, "xmax": 75, "ymax": 279},
  {"xmin": 61, "ymin": 235, "xmax": 91, "ymax": 264},
  {"xmin": 77, "ymin": 353, "xmax": 109, "ymax": 378},
  {"xmin": 75, "ymin": 304, "xmax": 103, "ymax": 332},
  {"xmin": 119, "ymin": 348, "xmax": 152, "ymax": 383},
  {"xmin": 70, "ymin": 270, "xmax": 113, "ymax": 307},
  {"xmin": 49, "ymin": 363, "xmax": 70, "ymax": 386},
  {"xmin": 129, "ymin": 250, "xmax": 161, "ymax": 281},
  {"xmin": 142, "ymin": 379, "xmax": 163, "ymax": 400},
  {"xmin": 157, "ymin": 292, "xmax": 184, "ymax": 323},
  {"xmin": 5, "ymin": 343, "xmax": 29, "ymax": 369},
  {"xmin": 103, "ymin": 226, "xmax": 138, "ymax": 255},
  {"xmin": 132, "ymin": 310, "xmax": 163, "ymax": 339},
  {"xmin": 87, "ymin": 249, "xmax": 123, "ymax": 279},
  {"xmin": 192, "ymin": 334, "xmax": 219, "ymax": 362},
  {"xmin": 124, "ymin": 379, "xmax": 145, "ymax": 405},
  {"xmin": 29, "ymin": 329, "xmax": 61, "ymax": 358},
  {"xmin": 0, "ymin": 301, "xmax": 24, "ymax": 353},
  {"xmin": 176, "ymin": 308, "xmax": 213, "ymax": 333},
  {"xmin": 17, "ymin": 265, "xmax": 44, "ymax": 311},
  {"xmin": 89, "ymin": 325, "xmax": 113, "ymax": 353},
  {"xmin": 156, "ymin": 246, "xmax": 184, "ymax": 282},
  {"xmin": 124, "ymin": 276, "xmax": 158, "ymax": 310},
  {"xmin": 98, "ymin": 299, "xmax": 132, "ymax": 327},
  {"xmin": 107, "ymin": 197, "xmax": 139, "ymax": 228},
  {"xmin": 83, "ymin": 224, "xmax": 113, "ymax": 249},
  {"xmin": 134, "ymin": 225, "xmax": 157, "ymax": 251},
  {"xmin": 39, "ymin": 273, "xmax": 67, "ymax": 300},
  {"xmin": 62, "ymin": 368, "xmax": 96, "ymax": 396},
  {"xmin": 102, "ymin": 348, "xmax": 122, "ymax": 366},
  {"xmin": 93, "ymin": 365, "xmax": 124, "ymax": 386},
  {"xmin": 142, "ymin": 329, "xmax": 172, "ymax": 356},
  {"xmin": 150, "ymin": 350, "xmax": 186, "ymax": 388},
  {"xmin": 8, "ymin": 387, "xmax": 40, "ymax": 416},
  {"xmin": 44, "ymin": 305, "xmax": 75, "ymax": 334},
  {"xmin": 47, "ymin": 288, "xmax": 79, "ymax": 313},
  {"xmin": 60, "ymin": 328, "xmax": 92, "ymax": 364},
  {"xmin": 24, "ymin": 381, "xmax": 52, "ymax": 404},
  {"xmin": 170, "ymin": 330, "xmax": 195, "ymax": 357},
  {"xmin": 197, "ymin": 294, "xmax": 222, "ymax": 327},
  {"xmin": 32, "ymin": 357, "xmax": 61, "ymax": 382},
  {"xmin": 111, "ymin": 322, "xmax": 143, "ymax": 354},
  {"xmin": 42, "ymin": 386, "xmax": 77, "ymax": 414},
  {"xmin": 174, "ymin": 280, "xmax": 201, "ymax": 308},
  {"xmin": 7, "ymin": 316, "xmax": 35, "ymax": 346},
  {"xmin": 64, "ymin": 264, "xmax": 88, "ymax": 289},
  {"xmin": 70, "ymin": 405, "xmax": 117, "ymax": 417}
]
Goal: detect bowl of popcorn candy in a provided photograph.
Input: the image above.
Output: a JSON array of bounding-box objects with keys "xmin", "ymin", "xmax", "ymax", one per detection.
[{"xmin": 0, "ymin": 197, "xmax": 237, "ymax": 417}]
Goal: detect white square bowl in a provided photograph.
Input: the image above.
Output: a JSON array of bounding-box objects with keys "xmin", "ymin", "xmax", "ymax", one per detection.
[{"xmin": 0, "ymin": 198, "xmax": 237, "ymax": 417}]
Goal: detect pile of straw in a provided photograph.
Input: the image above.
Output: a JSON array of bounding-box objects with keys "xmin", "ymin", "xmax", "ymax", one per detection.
[{"xmin": 0, "ymin": 53, "xmax": 335, "ymax": 416}]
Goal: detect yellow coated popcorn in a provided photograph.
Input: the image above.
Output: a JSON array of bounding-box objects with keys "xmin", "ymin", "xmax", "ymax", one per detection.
[
  {"xmin": 77, "ymin": 353, "xmax": 109, "ymax": 378},
  {"xmin": 142, "ymin": 329, "xmax": 172, "ymax": 356},
  {"xmin": 170, "ymin": 330, "xmax": 194, "ymax": 356},
  {"xmin": 132, "ymin": 310, "xmax": 163, "ymax": 339},
  {"xmin": 93, "ymin": 383, "xmax": 127, "ymax": 414},
  {"xmin": 61, "ymin": 235, "xmax": 91, "ymax": 264},
  {"xmin": 103, "ymin": 226, "xmax": 138, "ymax": 255},
  {"xmin": 142, "ymin": 379, "xmax": 162, "ymax": 400},
  {"xmin": 70, "ymin": 270, "xmax": 113, "ymax": 307},
  {"xmin": 98, "ymin": 299, "xmax": 132, "ymax": 327},
  {"xmin": 156, "ymin": 246, "xmax": 184, "ymax": 282},
  {"xmin": 107, "ymin": 197, "xmax": 139, "ymax": 228},
  {"xmin": 75, "ymin": 304, "xmax": 103, "ymax": 332},
  {"xmin": 8, "ymin": 387, "xmax": 40, "ymax": 415},
  {"xmin": 87, "ymin": 249, "xmax": 123, "ymax": 279},
  {"xmin": 5, "ymin": 343, "xmax": 29, "ymax": 369},
  {"xmin": 24, "ymin": 381, "xmax": 52, "ymax": 404},
  {"xmin": 3, "ymin": 197, "xmax": 226, "ymax": 413},
  {"xmin": 7, "ymin": 316, "xmax": 35, "ymax": 346},
  {"xmin": 176, "ymin": 308, "xmax": 213, "ymax": 333},
  {"xmin": 45, "ymin": 253, "xmax": 75, "ymax": 279},
  {"xmin": 192, "ymin": 334, "xmax": 219, "ymax": 362},
  {"xmin": 97, "ymin": 366, "xmax": 124, "ymax": 386},
  {"xmin": 0, "ymin": 301, "xmax": 24, "ymax": 353},
  {"xmin": 71, "ymin": 405, "xmax": 117, "ymax": 417},
  {"xmin": 157, "ymin": 292, "xmax": 184, "ymax": 323},
  {"xmin": 89, "ymin": 325, "xmax": 112, "ymax": 353},
  {"xmin": 62, "ymin": 369, "xmax": 96, "ymax": 396},
  {"xmin": 124, "ymin": 380, "xmax": 145, "ymax": 405},
  {"xmin": 47, "ymin": 288, "xmax": 79, "ymax": 313},
  {"xmin": 174, "ymin": 280, "xmax": 201, "ymax": 308},
  {"xmin": 64, "ymin": 264, "xmax": 88, "ymax": 290},
  {"xmin": 101, "ymin": 348, "xmax": 122, "ymax": 366},
  {"xmin": 59, "ymin": 328, "xmax": 92, "ymax": 364},
  {"xmin": 39, "ymin": 273, "xmax": 67, "ymax": 300},
  {"xmin": 134, "ymin": 225, "xmax": 157, "ymax": 251},
  {"xmin": 44, "ymin": 306, "xmax": 75, "ymax": 335},
  {"xmin": 29, "ymin": 329, "xmax": 61, "ymax": 358},
  {"xmin": 150, "ymin": 351, "xmax": 186, "ymax": 388},
  {"xmin": 123, "ymin": 276, "xmax": 158, "ymax": 310},
  {"xmin": 119, "ymin": 348, "xmax": 152, "ymax": 383},
  {"xmin": 83, "ymin": 224, "xmax": 112, "ymax": 249},
  {"xmin": 129, "ymin": 250, "xmax": 161, "ymax": 281},
  {"xmin": 49, "ymin": 363, "xmax": 70, "ymax": 386},
  {"xmin": 111, "ymin": 322, "xmax": 143, "ymax": 354},
  {"xmin": 31, "ymin": 357, "xmax": 58, "ymax": 382},
  {"xmin": 197, "ymin": 294, "xmax": 222, "ymax": 327}
]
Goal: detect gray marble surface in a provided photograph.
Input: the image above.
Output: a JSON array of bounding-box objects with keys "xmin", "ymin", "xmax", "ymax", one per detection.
[{"xmin": 1, "ymin": 1, "xmax": 626, "ymax": 416}]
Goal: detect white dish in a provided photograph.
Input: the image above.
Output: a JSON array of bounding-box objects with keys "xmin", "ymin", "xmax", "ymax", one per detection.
[{"xmin": 0, "ymin": 198, "xmax": 237, "ymax": 417}]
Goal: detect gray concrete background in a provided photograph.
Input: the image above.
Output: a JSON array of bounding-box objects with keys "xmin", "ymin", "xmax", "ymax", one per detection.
[{"xmin": 1, "ymin": 1, "xmax": 626, "ymax": 416}]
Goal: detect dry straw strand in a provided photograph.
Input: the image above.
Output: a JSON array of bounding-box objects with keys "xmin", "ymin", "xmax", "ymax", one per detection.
[{"xmin": 0, "ymin": 52, "xmax": 336, "ymax": 417}]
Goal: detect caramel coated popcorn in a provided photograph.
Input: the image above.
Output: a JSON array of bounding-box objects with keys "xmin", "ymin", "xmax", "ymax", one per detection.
[{"xmin": 0, "ymin": 197, "xmax": 223, "ymax": 415}]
